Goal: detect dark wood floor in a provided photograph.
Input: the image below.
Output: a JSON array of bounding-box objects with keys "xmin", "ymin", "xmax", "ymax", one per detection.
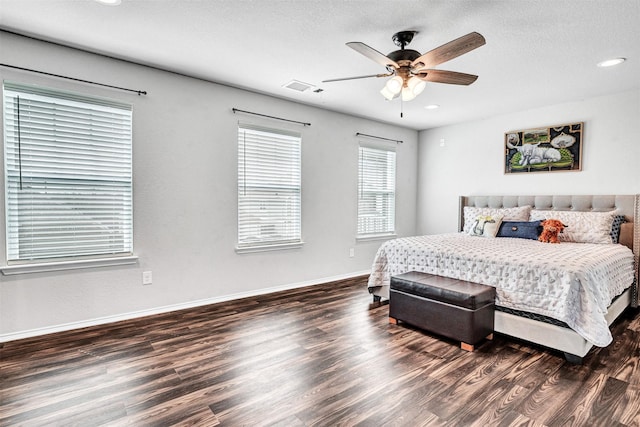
[{"xmin": 1, "ymin": 276, "xmax": 639, "ymax": 426}]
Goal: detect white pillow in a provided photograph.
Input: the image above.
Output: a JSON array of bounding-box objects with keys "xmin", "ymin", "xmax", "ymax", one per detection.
[
  {"xmin": 463, "ymin": 205, "xmax": 531, "ymax": 233},
  {"xmin": 468, "ymin": 214, "xmax": 504, "ymax": 237},
  {"xmin": 529, "ymin": 209, "xmax": 616, "ymax": 244}
]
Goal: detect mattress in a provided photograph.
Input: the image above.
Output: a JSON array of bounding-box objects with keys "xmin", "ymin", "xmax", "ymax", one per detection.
[{"xmin": 368, "ymin": 233, "xmax": 635, "ymax": 347}]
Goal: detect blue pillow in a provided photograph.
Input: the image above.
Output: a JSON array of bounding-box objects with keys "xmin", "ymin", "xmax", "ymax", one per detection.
[
  {"xmin": 497, "ymin": 220, "xmax": 543, "ymax": 240},
  {"xmin": 610, "ymin": 215, "xmax": 626, "ymax": 244}
]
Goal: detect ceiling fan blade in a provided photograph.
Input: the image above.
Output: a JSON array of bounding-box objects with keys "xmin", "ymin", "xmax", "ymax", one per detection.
[
  {"xmin": 322, "ymin": 73, "xmax": 392, "ymax": 83},
  {"xmin": 411, "ymin": 32, "xmax": 486, "ymax": 70},
  {"xmin": 415, "ymin": 69, "xmax": 479, "ymax": 85},
  {"xmin": 346, "ymin": 42, "xmax": 400, "ymax": 69}
]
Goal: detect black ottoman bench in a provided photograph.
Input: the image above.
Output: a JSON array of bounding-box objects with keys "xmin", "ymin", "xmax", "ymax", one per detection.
[{"xmin": 389, "ymin": 271, "xmax": 495, "ymax": 351}]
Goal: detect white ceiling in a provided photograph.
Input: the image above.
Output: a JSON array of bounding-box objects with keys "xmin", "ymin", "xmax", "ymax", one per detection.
[{"xmin": 1, "ymin": 0, "xmax": 638, "ymax": 130}]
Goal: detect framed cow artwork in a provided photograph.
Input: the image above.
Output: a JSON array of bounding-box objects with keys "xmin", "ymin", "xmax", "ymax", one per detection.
[{"xmin": 504, "ymin": 122, "xmax": 583, "ymax": 174}]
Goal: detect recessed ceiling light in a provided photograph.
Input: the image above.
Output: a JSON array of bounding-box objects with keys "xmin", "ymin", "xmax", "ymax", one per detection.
[
  {"xmin": 597, "ymin": 58, "xmax": 626, "ymax": 67},
  {"xmin": 424, "ymin": 104, "xmax": 440, "ymax": 110},
  {"xmin": 96, "ymin": 0, "xmax": 121, "ymax": 5}
]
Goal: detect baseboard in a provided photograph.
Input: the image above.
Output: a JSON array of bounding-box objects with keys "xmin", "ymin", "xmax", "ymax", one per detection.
[{"xmin": 0, "ymin": 270, "xmax": 371, "ymax": 343}]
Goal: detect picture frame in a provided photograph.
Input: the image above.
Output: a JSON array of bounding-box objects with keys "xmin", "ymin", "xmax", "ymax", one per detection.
[{"xmin": 505, "ymin": 122, "xmax": 583, "ymax": 174}]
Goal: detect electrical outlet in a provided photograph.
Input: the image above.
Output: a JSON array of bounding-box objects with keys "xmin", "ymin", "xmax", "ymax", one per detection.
[
  {"xmin": 142, "ymin": 271, "xmax": 152, "ymax": 285},
  {"xmin": 349, "ymin": 248, "xmax": 355, "ymax": 258}
]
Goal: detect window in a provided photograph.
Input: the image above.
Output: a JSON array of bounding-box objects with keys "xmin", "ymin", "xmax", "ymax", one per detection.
[
  {"xmin": 237, "ymin": 124, "xmax": 302, "ymax": 250},
  {"xmin": 357, "ymin": 144, "xmax": 396, "ymax": 237},
  {"xmin": 3, "ymin": 82, "xmax": 133, "ymax": 263}
]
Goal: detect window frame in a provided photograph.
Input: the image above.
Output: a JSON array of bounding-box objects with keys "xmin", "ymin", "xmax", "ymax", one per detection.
[
  {"xmin": 1, "ymin": 81, "xmax": 136, "ymax": 273},
  {"xmin": 236, "ymin": 123, "xmax": 303, "ymax": 253},
  {"xmin": 356, "ymin": 142, "xmax": 397, "ymax": 240}
]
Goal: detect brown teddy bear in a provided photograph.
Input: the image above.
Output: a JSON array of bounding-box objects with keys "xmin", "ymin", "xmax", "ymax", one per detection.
[{"xmin": 539, "ymin": 219, "xmax": 567, "ymax": 243}]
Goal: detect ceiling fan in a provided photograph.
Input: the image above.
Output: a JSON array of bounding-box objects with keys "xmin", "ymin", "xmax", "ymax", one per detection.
[{"xmin": 323, "ymin": 31, "xmax": 486, "ymax": 102}]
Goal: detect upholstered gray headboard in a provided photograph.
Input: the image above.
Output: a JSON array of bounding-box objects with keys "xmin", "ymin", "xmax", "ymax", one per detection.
[{"xmin": 459, "ymin": 194, "xmax": 639, "ymax": 307}]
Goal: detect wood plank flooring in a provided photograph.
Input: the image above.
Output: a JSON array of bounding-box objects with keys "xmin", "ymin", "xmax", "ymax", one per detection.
[{"xmin": 1, "ymin": 275, "xmax": 639, "ymax": 426}]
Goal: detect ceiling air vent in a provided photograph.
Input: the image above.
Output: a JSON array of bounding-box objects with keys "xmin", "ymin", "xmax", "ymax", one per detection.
[{"xmin": 283, "ymin": 80, "xmax": 314, "ymax": 92}]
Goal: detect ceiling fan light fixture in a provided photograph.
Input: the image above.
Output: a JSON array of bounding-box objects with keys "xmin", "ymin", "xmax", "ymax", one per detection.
[
  {"xmin": 380, "ymin": 86, "xmax": 397, "ymax": 100},
  {"xmin": 385, "ymin": 76, "xmax": 403, "ymax": 95},
  {"xmin": 401, "ymin": 87, "xmax": 417, "ymax": 102},
  {"xmin": 407, "ymin": 76, "xmax": 426, "ymax": 96}
]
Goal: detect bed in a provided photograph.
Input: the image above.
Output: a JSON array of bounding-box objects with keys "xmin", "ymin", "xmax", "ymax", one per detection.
[{"xmin": 368, "ymin": 194, "xmax": 639, "ymax": 362}]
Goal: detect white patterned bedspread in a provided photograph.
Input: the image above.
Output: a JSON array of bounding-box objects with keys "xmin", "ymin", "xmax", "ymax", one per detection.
[{"xmin": 368, "ymin": 233, "xmax": 635, "ymax": 347}]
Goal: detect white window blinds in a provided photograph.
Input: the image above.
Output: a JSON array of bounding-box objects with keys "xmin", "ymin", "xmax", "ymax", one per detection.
[
  {"xmin": 357, "ymin": 144, "xmax": 396, "ymax": 237},
  {"xmin": 3, "ymin": 82, "xmax": 133, "ymax": 262},
  {"xmin": 237, "ymin": 124, "xmax": 301, "ymax": 249}
]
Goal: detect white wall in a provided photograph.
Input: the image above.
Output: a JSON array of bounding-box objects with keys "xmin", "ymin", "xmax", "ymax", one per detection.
[
  {"xmin": 417, "ymin": 89, "xmax": 640, "ymax": 235},
  {"xmin": 0, "ymin": 32, "xmax": 419, "ymax": 340}
]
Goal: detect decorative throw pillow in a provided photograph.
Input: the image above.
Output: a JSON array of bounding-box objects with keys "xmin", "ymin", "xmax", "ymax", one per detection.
[
  {"xmin": 497, "ymin": 220, "xmax": 543, "ymax": 240},
  {"xmin": 468, "ymin": 214, "xmax": 504, "ymax": 237},
  {"xmin": 529, "ymin": 210, "xmax": 617, "ymax": 244},
  {"xmin": 610, "ymin": 215, "xmax": 626, "ymax": 244},
  {"xmin": 463, "ymin": 206, "xmax": 531, "ymax": 233}
]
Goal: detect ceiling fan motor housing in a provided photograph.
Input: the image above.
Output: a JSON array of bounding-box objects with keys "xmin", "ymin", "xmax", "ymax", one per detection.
[
  {"xmin": 387, "ymin": 49, "xmax": 421, "ymax": 64},
  {"xmin": 387, "ymin": 49, "xmax": 422, "ymax": 83}
]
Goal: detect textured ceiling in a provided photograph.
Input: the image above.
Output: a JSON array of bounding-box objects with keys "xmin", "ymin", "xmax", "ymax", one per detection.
[{"xmin": 1, "ymin": 0, "xmax": 639, "ymax": 130}]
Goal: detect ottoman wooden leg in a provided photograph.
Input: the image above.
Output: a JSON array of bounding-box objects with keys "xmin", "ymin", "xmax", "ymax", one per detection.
[
  {"xmin": 389, "ymin": 317, "xmax": 398, "ymax": 325},
  {"xmin": 461, "ymin": 342, "xmax": 475, "ymax": 352},
  {"xmin": 486, "ymin": 333, "xmax": 494, "ymax": 340}
]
